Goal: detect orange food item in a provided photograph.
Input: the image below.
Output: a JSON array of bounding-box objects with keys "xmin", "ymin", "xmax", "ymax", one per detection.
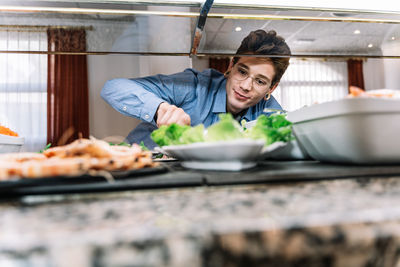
[
  {"xmin": 0, "ymin": 126, "xmax": 18, "ymax": 137},
  {"xmin": 348, "ymin": 86, "xmax": 399, "ymax": 98},
  {"xmin": 348, "ymin": 86, "xmax": 366, "ymax": 97}
]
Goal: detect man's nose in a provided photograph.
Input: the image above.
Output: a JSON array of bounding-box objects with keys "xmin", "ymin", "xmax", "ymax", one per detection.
[{"xmin": 240, "ymin": 76, "xmax": 253, "ymax": 90}]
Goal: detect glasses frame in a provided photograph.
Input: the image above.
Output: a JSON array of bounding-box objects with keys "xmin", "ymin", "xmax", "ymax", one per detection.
[{"xmin": 230, "ymin": 64, "xmax": 272, "ymax": 90}]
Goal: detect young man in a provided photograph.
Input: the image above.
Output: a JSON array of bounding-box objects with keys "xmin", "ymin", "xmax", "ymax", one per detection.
[{"xmin": 101, "ymin": 29, "xmax": 291, "ymax": 148}]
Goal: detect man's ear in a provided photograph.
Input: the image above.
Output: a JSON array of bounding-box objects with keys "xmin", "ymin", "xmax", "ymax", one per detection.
[{"xmin": 268, "ymin": 82, "xmax": 279, "ymax": 94}]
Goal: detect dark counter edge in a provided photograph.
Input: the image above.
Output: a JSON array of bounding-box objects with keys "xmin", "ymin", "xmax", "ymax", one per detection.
[{"xmin": 2, "ymin": 161, "xmax": 400, "ymax": 199}]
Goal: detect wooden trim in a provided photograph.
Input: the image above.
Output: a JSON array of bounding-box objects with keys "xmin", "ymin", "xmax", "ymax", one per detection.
[{"xmin": 347, "ymin": 59, "xmax": 365, "ymax": 91}]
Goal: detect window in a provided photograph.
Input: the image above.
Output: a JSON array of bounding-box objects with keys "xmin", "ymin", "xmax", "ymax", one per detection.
[
  {"xmin": 273, "ymin": 59, "xmax": 349, "ymax": 111},
  {"xmin": 0, "ymin": 30, "xmax": 47, "ymax": 152}
]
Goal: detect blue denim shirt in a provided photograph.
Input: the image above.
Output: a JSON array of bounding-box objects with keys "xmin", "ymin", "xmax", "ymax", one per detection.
[{"xmin": 101, "ymin": 68, "xmax": 282, "ymax": 148}]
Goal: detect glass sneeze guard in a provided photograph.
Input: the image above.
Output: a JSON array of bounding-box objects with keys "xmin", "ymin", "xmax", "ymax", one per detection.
[{"xmin": 0, "ymin": 0, "xmax": 399, "ymax": 58}]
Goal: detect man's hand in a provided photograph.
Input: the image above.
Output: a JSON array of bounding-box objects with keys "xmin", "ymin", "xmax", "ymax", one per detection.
[{"xmin": 155, "ymin": 102, "xmax": 191, "ymax": 127}]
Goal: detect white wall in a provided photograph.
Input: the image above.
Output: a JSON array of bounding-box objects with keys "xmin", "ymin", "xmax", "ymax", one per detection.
[
  {"xmin": 363, "ymin": 55, "xmax": 400, "ymax": 91},
  {"xmin": 382, "ymin": 58, "xmax": 400, "ymax": 89},
  {"xmin": 88, "ymin": 55, "xmax": 141, "ymax": 141},
  {"xmin": 88, "ymin": 5, "xmax": 192, "ymax": 141},
  {"xmin": 88, "ymin": 55, "xmax": 192, "ymax": 141},
  {"xmin": 381, "ymin": 42, "xmax": 400, "ymax": 90},
  {"xmin": 363, "ymin": 58, "xmax": 385, "ymax": 90},
  {"xmin": 192, "ymin": 57, "xmax": 210, "ymax": 72}
]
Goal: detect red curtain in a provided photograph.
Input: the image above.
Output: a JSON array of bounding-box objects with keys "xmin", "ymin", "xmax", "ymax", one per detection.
[
  {"xmin": 347, "ymin": 59, "xmax": 365, "ymax": 91},
  {"xmin": 209, "ymin": 57, "xmax": 230, "ymax": 74},
  {"xmin": 47, "ymin": 28, "xmax": 89, "ymax": 146}
]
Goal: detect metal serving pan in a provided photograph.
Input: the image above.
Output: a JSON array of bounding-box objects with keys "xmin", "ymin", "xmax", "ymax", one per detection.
[{"xmin": 287, "ymin": 98, "xmax": 400, "ymax": 164}]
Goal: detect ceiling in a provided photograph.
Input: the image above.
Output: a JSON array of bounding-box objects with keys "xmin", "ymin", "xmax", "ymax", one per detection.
[
  {"xmin": 201, "ymin": 8, "xmax": 400, "ymax": 57},
  {"xmin": 1, "ymin": 1, "xmax": 400, "ymax": 57}
]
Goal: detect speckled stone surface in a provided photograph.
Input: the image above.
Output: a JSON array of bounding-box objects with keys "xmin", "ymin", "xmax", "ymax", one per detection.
[{"xmin": 1, "ymin": 173, "xmax": 400, "ymax": 266}]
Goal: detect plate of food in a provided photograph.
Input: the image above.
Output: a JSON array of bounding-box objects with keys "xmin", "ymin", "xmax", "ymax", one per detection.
[
  {"xmin": 0, "ymin": 126, "xmax": 24, "ymax": 153},
  {"xmin": 152, "ymin": 113, "xmax": 294, "ymax": 170},
  {"xmin": 0, "ymin": 137, "xmax": 163, "ymax": 183}
]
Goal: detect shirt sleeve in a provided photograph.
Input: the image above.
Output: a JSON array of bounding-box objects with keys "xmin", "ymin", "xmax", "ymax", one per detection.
[{"xmin": 101, "ymin": 69, "xmax": 197, "ymax": 124}]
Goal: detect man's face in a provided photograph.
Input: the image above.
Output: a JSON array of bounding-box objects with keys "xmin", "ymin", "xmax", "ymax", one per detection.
[{"xmin": 225, "ymin": 57, "xmax": 277, "ymax": 115}]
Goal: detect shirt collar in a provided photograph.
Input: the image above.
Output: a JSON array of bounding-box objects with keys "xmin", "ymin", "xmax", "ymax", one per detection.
[
  {"xmin": 211, "ymin": 79, "xmax": 254, "ymax": 121},
  {"xmin": 212, "ymin": 79, "xmax": 227, "ymax": 114},
  {"xmin": 242, "ymin": 108, "xmax": 253, "ymax": 121}
]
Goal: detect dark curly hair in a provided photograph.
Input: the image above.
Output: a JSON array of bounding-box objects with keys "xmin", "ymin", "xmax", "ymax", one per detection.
[{"xmin": 233, "ymin": 29, "xmax": 291, "ymax": 88}]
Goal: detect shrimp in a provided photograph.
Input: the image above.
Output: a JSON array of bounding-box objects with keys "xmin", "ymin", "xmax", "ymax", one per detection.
[
  {"xmin": 109, "ymin": 143, "xmax": 142, "ymax": 156},
  {"xmin": 44, "ymin": 138, "xmax": 119, "ymax": 158},
  {"xmin": 20, "ymin": 157, "xmax": 91, "ymax": 178},
  {"xmin": 44, "ymin": 138, "xmax": 105, "ymax": 158},
  {"xmin": 89, "ymin": 147, "xmax": 156, "ymax": 171},
  {"xmin": 0, "ymin": 153, "xmax": 47, "ymax": 179},
  {"xmin": 90, "ymin": 156, "xmax": 136, "ymax": 171},
  {"xmin": 0, "ymin": 162, "xmax": 20, "ymax": 180},
  {"xmin": 108, "ymin": 145, "xmax": 155, "ymax": 170},
  {"xmin": 131, "ymin": 152, "xmax": 156, "ymax": 169},
  {"xmin": 0, "ymin": 152, "xmax": 46, "ymax": 163},
  {"xmin": 0, "ymin": 157, "xmax": 91, "ymax": 179},
  {"xmin": 88, "ymin": 143, "xmax": 146, "ymax": 170}
]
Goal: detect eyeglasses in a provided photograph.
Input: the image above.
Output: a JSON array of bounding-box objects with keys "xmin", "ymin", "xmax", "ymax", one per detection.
[{"xmin": 231, "ymin": 65, "xmax": 271, "ymax": 90}]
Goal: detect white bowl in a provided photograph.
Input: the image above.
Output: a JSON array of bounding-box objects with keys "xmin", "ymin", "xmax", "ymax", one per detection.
[
  {"xmin": 0, "ymin": 134, "xmax": 25, "ymax": 153},
  {"xmin": 161, "ymin": 139, "xmax": 265, "ymax": 162},
  {"xmin": 159, "ymin": 139, "xmax": 266, "ymax": 171}
]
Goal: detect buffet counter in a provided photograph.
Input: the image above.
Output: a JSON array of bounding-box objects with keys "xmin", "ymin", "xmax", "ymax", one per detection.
[{"xmin": 1, "ymin": 161, "xmax": 400, "ymax": 267}]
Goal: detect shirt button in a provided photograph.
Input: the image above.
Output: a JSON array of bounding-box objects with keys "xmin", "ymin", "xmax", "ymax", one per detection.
[
  {"xmin": 122, "ymin": 106, "xmax": 127, "ymax": 111},
  {"xmin": 144, "ymin": 114, "xmax": 150, "ymax": 119}
]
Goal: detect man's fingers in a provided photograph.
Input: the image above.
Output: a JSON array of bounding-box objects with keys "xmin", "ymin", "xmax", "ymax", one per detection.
[
  {"xmin": 166, "ymin": 110, "xmax": 180, "ymax": 125},
  {"xmin": 157, "ymin": 106, "xmax": 174, "ymax": 126},
  {"xmin": 156, "ymin": 104, "xmax": 191, "ymax": 127},
  {"xmin": 156, "ymin": 104, "xmax": 179, "ymax": 126},
  {"xmin": 176, "ymin": 113, "xmax": 191, "ymax": 126},
  {"xmin": 167, "ymin": 108, "xmax": 190, "ymax": 126}
]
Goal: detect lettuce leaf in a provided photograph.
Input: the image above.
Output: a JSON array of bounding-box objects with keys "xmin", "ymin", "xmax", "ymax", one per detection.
[
  {"xmin": 150, "ymin": 123, "xmax": 191, "ymax": 146},
  {"xmin": 205, "ymin": 113, "xmax": 244, "ymax": 142},
  {"xmin": 179, "ymin": 124, "xmax": 205, "ymax": 144},
  {"xmin": 244, "ymin": 114, "xmax": 293, "ymax": 145}
]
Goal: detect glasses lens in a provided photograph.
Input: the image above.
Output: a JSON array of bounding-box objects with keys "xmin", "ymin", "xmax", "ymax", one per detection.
[
  {"xmin": 232, "ymin": 66, "xmax": 270, "ymax": 89},
  {"xmin": 233, "ymin": 66, "xmax": 248, "ymax": 81}
]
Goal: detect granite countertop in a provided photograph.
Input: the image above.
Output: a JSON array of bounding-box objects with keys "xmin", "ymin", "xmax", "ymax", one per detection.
[{"xmin": 1, "ymin": 168, "xmax": 400, "ymax": 266}]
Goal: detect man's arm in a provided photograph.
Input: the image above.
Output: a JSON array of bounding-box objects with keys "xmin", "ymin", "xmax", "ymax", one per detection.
[
  {"xmin": 101, "ymin": 78, "xmax": 163, "ymax": 124},
  {"xmin": 101, "ymin": 71, "xmax": 196, "ymax": 126}
]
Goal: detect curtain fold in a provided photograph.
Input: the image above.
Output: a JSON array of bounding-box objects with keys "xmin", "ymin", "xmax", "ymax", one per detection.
[
  {"xmin": 347, "ymin": 59, "xmax": 365, "ymax": 91},
  {"xmin": 47, "ymin": 28, "xmax": 89, "ymax": 146}
]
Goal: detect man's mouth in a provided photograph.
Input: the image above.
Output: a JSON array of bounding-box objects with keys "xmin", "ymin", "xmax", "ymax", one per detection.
[{"xmin": 233, "ymin": 89, "xmax": 250, "ymax": 101}]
